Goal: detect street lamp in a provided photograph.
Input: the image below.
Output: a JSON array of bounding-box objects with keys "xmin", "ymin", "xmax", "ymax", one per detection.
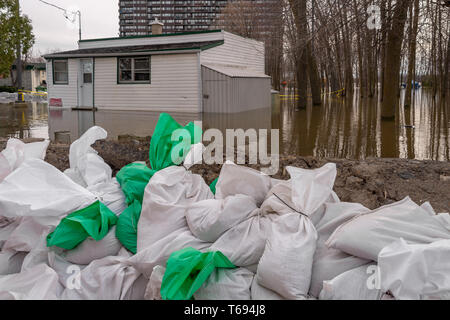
[{"xmin": 64, "ymin": 9, "xmax": 82, "ymax": 41}]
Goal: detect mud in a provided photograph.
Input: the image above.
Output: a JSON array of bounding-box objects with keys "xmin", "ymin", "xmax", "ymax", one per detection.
[{"xmin": 1, "ymin": 137, "xmax": 449, "ymax": 213}]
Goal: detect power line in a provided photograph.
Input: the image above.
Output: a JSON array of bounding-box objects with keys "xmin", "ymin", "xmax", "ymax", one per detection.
[
  {"xmin": 38, "ymin": 0, "xmax": 72, "ymax": 13},
  {"xmin": 37, "ymin": 0, "xmax": 82, "ymax": 40}
]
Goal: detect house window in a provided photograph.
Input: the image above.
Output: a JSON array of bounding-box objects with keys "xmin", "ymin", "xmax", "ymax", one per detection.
[
  {"xmin": 118, "ymin": 57, "xmax": 151, "ymax": 84},
  {"xmin": 53, "ymin": 60, "xmax": 68, "ymax": 84}
]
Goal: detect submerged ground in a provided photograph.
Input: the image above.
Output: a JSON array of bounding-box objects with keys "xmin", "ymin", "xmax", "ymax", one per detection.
[{"xmin": 2, "ymin": 136, "xmax": 449, "ymax": 213}]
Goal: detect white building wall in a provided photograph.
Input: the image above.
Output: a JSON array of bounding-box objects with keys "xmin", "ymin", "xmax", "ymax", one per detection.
[
  {"xmin": 200, "ymin": 32, "xmax": 265, "ymax": 73},
  {"xmin": 94, "ymin": 53, "xmax": 201, "ymax": 112},
  {"xmin": 46, "ymin": 59, "xmax": 78, "ymax": 107}
]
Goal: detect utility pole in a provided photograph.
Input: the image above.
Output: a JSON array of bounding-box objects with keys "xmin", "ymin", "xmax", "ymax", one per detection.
[{"xmin": 15, "ymin": 0, "xmax": 22, "ymax": 90}]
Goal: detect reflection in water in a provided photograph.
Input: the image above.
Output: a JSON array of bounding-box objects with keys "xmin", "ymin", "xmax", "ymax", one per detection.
[
  {"xmin": 0, "ymin": 102, "xmax": 48, "ymax": 139},
  {"xmin": 1, "ymin": 89, "xmax": 448, "ymax": 161},
  {"xmin": 279, "ymin": 90, "xmax": 449, "ymax": 161}
]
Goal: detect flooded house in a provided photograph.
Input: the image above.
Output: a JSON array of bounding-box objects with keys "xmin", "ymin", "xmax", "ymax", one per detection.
[
  {"xmin": 0, "ymin": 62, "xmax": 47, "ymax": 91},
  {"xmin": 43, "ymin": 25, "xmax": 271, "ymax": 115}
]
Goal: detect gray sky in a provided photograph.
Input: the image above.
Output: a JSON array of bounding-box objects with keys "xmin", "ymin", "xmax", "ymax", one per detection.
[{"xmin": 20, "ymin": 0, "xmax": 119, "ymax": 56}]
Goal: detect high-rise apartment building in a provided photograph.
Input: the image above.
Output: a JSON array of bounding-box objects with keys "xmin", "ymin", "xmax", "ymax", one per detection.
[{"xmin": 119, "ymin": 0, "xmax": 230, "ymax": 37}]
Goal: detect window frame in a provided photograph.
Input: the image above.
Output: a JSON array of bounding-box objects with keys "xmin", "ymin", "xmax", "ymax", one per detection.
[
  {"xmin": 52, "ymin": 59, "xmax": 69, "ymax": 85},
  {"xmin": 117, "ymin": 56, "xmax": 151, "ymax": 84}
]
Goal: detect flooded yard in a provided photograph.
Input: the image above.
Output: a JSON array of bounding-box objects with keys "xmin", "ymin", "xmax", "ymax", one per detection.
[{"xmin": 1, "ymin": 89, "xmax": 449, "ymax": 161}]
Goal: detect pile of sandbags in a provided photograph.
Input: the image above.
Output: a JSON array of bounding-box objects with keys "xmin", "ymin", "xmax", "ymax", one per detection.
[{"xmin": 0, "ymin": 113, "xmax": 449, "ymax": 300}]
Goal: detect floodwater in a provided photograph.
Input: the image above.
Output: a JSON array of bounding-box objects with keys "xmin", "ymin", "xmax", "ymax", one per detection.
[
  {"xmin": 0, "ymin": 102, "xmax": 49, "ymax": 139},
  {"xmin": 276, "ymin": 90, "xmax": 449, "ymax": 161},
  {"xmin": 0, "ymin": 89, "xmax": 449, "ymax": 161}
]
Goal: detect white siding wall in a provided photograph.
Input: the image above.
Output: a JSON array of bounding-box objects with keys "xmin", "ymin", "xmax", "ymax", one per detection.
[
  {"xmin": 79, "ymin": 31, "xmax": 224, "ymax": 49},
  {"xmin": 47, "ymin": 59, "xmax": 78, "ymax": 107},
  {"xmin": 201, "ymin": 32, "xmax": 265, "ymax": 73},
  {"xmin": 94, "ymin": 53, "xmax": 201, "ymax": 112}
]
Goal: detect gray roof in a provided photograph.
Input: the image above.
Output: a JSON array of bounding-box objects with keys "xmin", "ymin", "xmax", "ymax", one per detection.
[{"xmin": 43, "ymin": 40, "xmax": 224, "ymax": 59}]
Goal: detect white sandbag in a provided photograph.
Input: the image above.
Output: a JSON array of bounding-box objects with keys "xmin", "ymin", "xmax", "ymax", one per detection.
[
  {"xmin": 137, "ymin": 166, "xmax": 213, "ymax": 252},
  {"xmin": 64, "ymin": 126, "xmax": 112, "ymax": 188},
  {"xmin": 250, "ymin": 277, "xmax": 284, "ymax": 300},
  {"xmin": 260, "ymin": 179, "xmax": 340, "ymax": 226},
  {"xmin": 319, "ymin": 264, "xmax": 383, "ymax": 300},
  {"xmin": 186, "ymin": 194, "xmax": 258, "ymax": 242},
  {"xmin": 130, "ymin": 228, "xmax": 211, "ymax": 279},
  {"xmin": 20, "ymin": 229, "xmax": 59, "ymax": 272},
  {"xmin": 0, "ymin": 138, "xmax": 49, "ymax": 182},
  {"xmin": 48, "ymin": 251, "xmax": 86, "ymax": 288},
  {"xmin": 183, "ymin": 143, "xmax": 205, "ymax": 170},
  {"xmin": 256, "ymin": 213, "xmax": 317, "ymax": 300},
  {"xmin": 194, "ymin": 268, "xmax": 254, "ymax": 300},
  {"xmin": 326, "ymin": 198, "xmax": 450, "ymax": 261},
  {"xmin": 86, "ymin": 178, "xmax": 127, "ymax": 216},
  {"xmin": 0, "ymin": 250, "xmax": 27, "ymax": 275},
  {"xmin": 23, "ymin": 140, "xmax": 50, "ymax": 160},
  {"xmin": 215, "ymin": 162, "xmax": 273, "ymax": 206},
  {"xmin": 2, "ymin": 216, "xmax": 56, "ymax": 252},
  {"xmin": 0, "ymin": 264, "xmax": 63, "ymax": 300},
  {"xmin": 0, "ymin": 217, "xmax": 19, "ymax": 250},
  {"xmin": 123, "ymin": 274, "xmax": 148, "ymax": 300},
  {"xmin": 309, "ymin": 202, "xmax": 372, "ymax": 298},
  {"xmin": 144, "ymin": 265, "xmax": 165, "ymax": 300},
  {"xmin": 61, "ymin": 248, "xmax": 143, "ymax": 300},
  {"xmin": 286, "ymin": 163, "xmax": 337, "ymax": 216},
  {"xmin": 0, "ymin": 159, "xmax": 96, "ymax": 218},
  {"xmin": 378, "ymin": 238, "xmax": 450, "ymax": 300},
  {"xmin": 63, "ymin": 227, "xmax": 122, "ymax": 265},
  {"xmin": 209, "ymin": 212, "xmax": 278, "ymax": 267}
]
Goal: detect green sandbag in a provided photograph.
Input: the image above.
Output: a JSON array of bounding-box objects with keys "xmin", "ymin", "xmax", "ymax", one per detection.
[
  {"xmin": 47, "ymin": 200, "xmax": 118, "ymax": 250},
  {"xmin": 149, "ymin": 113, "xmax": 202, "ymax": 171},
  {"xmin": 160, "ymin": 247, "xmax": 236, "ymax": 300},
  {"xmin": 116, "ymin": 163, "xmax": 157, "ymax": 205},
  {"xmin": 209, "ymin": 177, "xmax": 219, "ymax": 195},
  {"xmin": 115, "ymin": 199, "xmax": 141, "ymax": 254}
]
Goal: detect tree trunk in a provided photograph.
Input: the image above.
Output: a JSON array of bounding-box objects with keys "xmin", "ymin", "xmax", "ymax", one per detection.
[
  {"xmin": 405, "ymin": 0, "xmax": 419, "ymax": 107},
  {"xmin": 381, "ymin": 0, "xmax": 410, "ymax": 118}
]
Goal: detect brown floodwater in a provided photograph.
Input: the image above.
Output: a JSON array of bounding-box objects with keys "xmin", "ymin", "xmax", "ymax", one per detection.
[
  {"xmin": 0, "ymin": 102, "xmax": 49, "ymax": 139},
  {"xmin": 1, "ymin": 89, "xmax": 449, "ymax": 161},
  {"xmin": 276, "ymin": 89, "xmax": 449, "ymax": 161}
]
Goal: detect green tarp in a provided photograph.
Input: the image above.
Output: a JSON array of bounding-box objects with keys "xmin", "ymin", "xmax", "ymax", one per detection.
[
  {"xmin": 149, "ymin": 113, "xmax": 202, "ymax": 171},
  {"xmin": 115, "ymin": 199, "xmax": 141, "ymax": 254},
  {"xmin": 47, "ymin": 200, "xmax": 118, "ymax": 250},
  {"xmin": 160, "ymin": 247, "xmax": 236, "ymax": 300},
  {"xmin": 116, "ymin": 163, "xmax": 157, "ymax": 206},
  {"xmin": 209, "ymin": 177, "xmax": 219, "ymax": 195}
]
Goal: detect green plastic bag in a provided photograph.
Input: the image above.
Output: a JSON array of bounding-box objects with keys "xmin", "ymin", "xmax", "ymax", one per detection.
[
  {"xmin": 115, "ymin": 200, "xmax": 141, "ymax": 254},
  {"xmin": 209, "ymin": 177, "xmax": 219, "ymax": 195},
  {"xmin": 47, "ymin": 200, "xmax": 118, "ymax": 250},
  {"xmin": 160, "ymin": 247, "xmax": 236, "ymax": 300},
  {"xmin": 149, "ymin": 113, "xmax": 202, "ymax": 171},
  {"xmin": 116, "ymin": 163, "xmax": 157, "ymax": 206}
]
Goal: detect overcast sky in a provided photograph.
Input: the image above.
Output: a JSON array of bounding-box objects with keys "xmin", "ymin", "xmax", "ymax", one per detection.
[{"xmin": 20, "ymin": 0, "xmax": 119, "ymax": 56}]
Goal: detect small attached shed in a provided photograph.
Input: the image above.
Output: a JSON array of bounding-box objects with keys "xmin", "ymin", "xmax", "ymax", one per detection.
[{"xmin": 202, "ymin": 65, "xmax": 271, "ymax": 113}]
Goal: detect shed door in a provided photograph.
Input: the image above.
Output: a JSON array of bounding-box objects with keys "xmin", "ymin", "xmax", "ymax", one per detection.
[{"xmin": 79, "ymin": 58, "xmax": 93, "ymax": 107}]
